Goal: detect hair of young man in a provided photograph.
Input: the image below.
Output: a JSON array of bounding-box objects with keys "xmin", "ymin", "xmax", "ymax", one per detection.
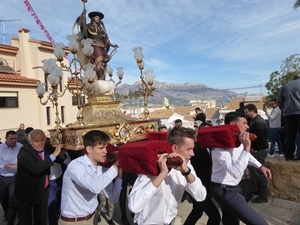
[
  {"xmin": 174, "ymin": 119, "xmax": 182, "ymax": 124},
  {"xmin": 158, "ymin": 124, "xmax": 168, "ymax": 131},
  {"xmin": 195, "ymin": 107, "xmax": 200, "ymax": 111},
  {"xmin": 199, "ymin": 122, "xmax": 213, "ymax": 129},
  {"xmin": 166, "ymin": 126, "xmax": 196, "ymax": 147},
  {"xmin": 270, "ymin": 98, "xmax": 276, "ymax": 102},
  {"xmin": 6, "ymin": 130, "xmax": 17, "ymax": 138},
  {"xmin": 244, "ymin": 104, "xmax": 258, "ymax": 113},
  {"xmin": 25, "ymin": 127, "xmax": 34, "ymax": 134},
  {"xmin": 83, "ymin": 130, "xmax": 110, "ymax": 148},
  {"xmin": 224, "ymin": 112, "xmax": 246, "ymax": 124}
]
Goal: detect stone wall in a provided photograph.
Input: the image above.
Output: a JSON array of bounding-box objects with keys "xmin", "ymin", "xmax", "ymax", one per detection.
[{"xmin": 266, "ymin": 158, "xmax": 300, "ymax": 202}]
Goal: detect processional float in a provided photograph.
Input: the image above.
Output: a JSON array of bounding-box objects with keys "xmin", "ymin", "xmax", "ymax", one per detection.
[{"xmin": 36, "ymin": 0, "xmax": 157, "ymax": 150}]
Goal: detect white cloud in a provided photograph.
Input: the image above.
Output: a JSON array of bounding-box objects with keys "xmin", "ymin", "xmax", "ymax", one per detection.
[{"xmin": 1, "ymin": 0, "xmax": 299, "ymax": 94}]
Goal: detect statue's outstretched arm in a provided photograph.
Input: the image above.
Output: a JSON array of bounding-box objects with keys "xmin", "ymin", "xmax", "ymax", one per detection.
[
  {"xmin": 80, "ymin": 9, "xmax": 88, "ymax": 38},
  {"xmin": 110, "ymin": 42, "xmax": 119, "ymax": 48}
]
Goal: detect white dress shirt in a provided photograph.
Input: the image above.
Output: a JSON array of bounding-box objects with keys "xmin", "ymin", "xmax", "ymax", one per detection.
[
  {"xmin": 60, "ymin": 154, "xmax": 122, "ymax": 217},
  {"xmin": 211, "ymin": 144, "xmax": 261, "ymax": 186},
  {"xmin": 0, "ymin": 142, "xmax": 22, "ymax": 176},
  {"xmin": 265, "ymin": 107, "xmax": 281, "ymax": 128},
  {"xmin": 128, "ymin": 162, "xmax": 206, "ymax": 225}
]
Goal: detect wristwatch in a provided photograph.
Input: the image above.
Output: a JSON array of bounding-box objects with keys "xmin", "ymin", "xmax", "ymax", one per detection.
[{"xmin": 181, "ymin": 167, "xmax": 191, "ymax": 176}]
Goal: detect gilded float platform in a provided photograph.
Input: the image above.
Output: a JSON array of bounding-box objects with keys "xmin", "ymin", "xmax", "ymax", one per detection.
[{"xmin": 49, "ymin": 95, "xmax": 158, "ymax": 150}]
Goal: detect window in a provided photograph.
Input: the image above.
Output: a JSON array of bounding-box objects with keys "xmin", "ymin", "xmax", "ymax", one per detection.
[
  {"xmin": 0, "ymin": 92, "xmax": 18, "ymax": 108},
  {"xmin": 46, "ymin": 107, "xmax": 51, "ymax": 125},
  {"xmin": 44, "ymin": 74, "xmax": 48, "ymax": 91},
  {"xmin": 61, "ymin": 106, "xmax": 65, "ymax": 124},
  {"xmin": 72, "ymin": 96, "xmax": 85, "ymax": 106},
  {"xmin": 59, "ymin": 80, "xmax": 63, "ymax": 92}
]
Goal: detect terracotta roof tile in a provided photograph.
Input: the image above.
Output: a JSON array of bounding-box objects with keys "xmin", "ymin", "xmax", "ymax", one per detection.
[
  {"xmin": 173, "ymin": 106, "xmax": 195, "ymax": 116},
  {"xmin": 67, "ymin": 77, "xmax": 83, "ymax": 87},
  {"xmin": 225, "ymin": 96, "xmax": 266, "ymax": 110},
  {"xmin": 204, "ymin": 107, "xmax": 220, "ymax": 119},
  {"xmin": 183, "ymin": 115, "xmax": 194, "ymax": 122},
  {"xmin": 0, "ymin": 73, "xmax": 39, "ymax": 84},
  {"xmin": 225, "ymin": 97, "xmax": 245, "ymax": 110},
  {"xmin": 18, "ymin": 28, "xmax": 30, "ymax": 33},
  {"xmin": 149, "ymin": 109, "xmax": 173, "ymax": 119},
  {"xmin": 0, "ymin": 44, "xmax": 19, "ymax": 51},
  {"xmin": 39, "ymin": 40, "xmax": 53, "ymax": 47}
]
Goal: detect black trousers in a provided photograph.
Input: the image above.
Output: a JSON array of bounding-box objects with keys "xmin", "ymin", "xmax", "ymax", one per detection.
[
  {"xmin": 119, "ymin": 172, "xmax": 137, "ymax": 220},
  {"xmin": 184, "ymin": 193, "xmax": 220, "ymax": 225},
  {"xmin": 0, "ymin": 176, "xmax": 17, "ymax": 225},
  {"xmin": 15, "ymin": 188, "xmax": 49, "ymax": 225},
  {"xmin": 211, "ymin": 183, "xmax": 268, "ymax": 225},
  {"xmin": 285, "ymin": 114, "xmax": 300, "ymax": 159},
  {"xmin": 48, "ymin": 177, "xmax": 63, "ymax": 225},
  {"xmin": 250, "ymin": 149, "xmax": 269, "ymax": 200}
]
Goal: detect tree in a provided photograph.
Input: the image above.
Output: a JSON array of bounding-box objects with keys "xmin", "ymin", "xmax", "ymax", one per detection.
[
  {"xmin": 265, "ymin": 54, "xmax": 300, "ymax": 102},
  {"xmin": 265, "ymin": 71, "xmax": 281, "ymax": 101}
]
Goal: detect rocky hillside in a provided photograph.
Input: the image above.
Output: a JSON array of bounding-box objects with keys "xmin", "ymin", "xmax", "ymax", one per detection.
[{"xmin": 116, "ymin": 81, "xmax": 240, "ymax": 106}]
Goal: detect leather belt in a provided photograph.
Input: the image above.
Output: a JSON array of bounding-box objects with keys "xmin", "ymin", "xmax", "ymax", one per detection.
[
  {"xmin": 60, "ymin": 211, "xmax": 95, "ymax": 222},
  {"xmin": 211, "ymin": 182, "xmax": 237, "ymax": 188}
]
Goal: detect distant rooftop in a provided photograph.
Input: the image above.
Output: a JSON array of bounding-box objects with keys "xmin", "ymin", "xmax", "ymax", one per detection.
[
  {"xmin": 244, "ymin": 96, "xmax": 263, "ymax": 102},
  {"xmin": 225, "ymin": 96, "xmax": 265, "ymax": 110}
]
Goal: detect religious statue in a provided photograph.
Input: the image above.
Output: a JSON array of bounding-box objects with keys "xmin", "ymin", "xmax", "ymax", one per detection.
[{"xmin": 76, "ymin": 9, "xmax": 118, "ymax": 80}]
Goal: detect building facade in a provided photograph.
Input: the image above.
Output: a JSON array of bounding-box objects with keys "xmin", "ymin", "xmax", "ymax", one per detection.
[{"xmin": 0, "ymin": 28, "xmax": 79, "ymax": 140}]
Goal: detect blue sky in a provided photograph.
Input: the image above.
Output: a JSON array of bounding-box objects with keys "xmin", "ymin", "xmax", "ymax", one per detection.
[{"xmin": 1, "ymin": 0, "xmax": 300, "ymax": 94}]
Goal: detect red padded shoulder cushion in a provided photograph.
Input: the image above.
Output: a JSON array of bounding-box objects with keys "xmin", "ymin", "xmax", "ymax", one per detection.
[
  {"xmin": 197, "ymin": 124, "xmax": 241, "ymax": 149},
  {"xmin": 101, "ymin": 143, "xmax": 118, "ymax": 168},
  {"xmin": 118, "ymin": 140, "xmax": 172, "ymax": 176},
  {"xmin": 106, "ymin": 143, "xmax": 118, "ymax": 152},
  {"xmin": 146, "ymin": 131, "xmax": 168, "ymax": 140}
]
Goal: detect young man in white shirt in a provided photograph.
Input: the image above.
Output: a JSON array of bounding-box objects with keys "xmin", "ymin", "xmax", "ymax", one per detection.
[
  {"xmin": 210, "ymin": 112, "xmax": 272, "ymax": 225},
  {"xmin": 59, "ymin": 130, "xmax": 122, "ymax": 225},
  {"xmin": 128, "ymin": 127, "xmax": 207, "ymax": 225}
]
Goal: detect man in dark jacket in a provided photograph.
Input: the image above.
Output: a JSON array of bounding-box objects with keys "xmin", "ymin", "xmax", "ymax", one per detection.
[
  {"xmin": 277, "ymin": 75, "xmax": 300, "ymax": 161},
  {"xmin": 244, "ymin": 104, "xmax": 269, "ymax": 203},
  {"xmin": 184, "ymin": 122, "xmax": 221, "ymax": 225},
  {"xmin": 14, "ymin": 129, "xmax": 62, "ymax": 225},
  {"xmin": 194, "ymin": 107, "xmax": 206, "ymax": 124},
  {"xmin": 16, "ymin": 123, "xmax": 26, "ymax": 144}
]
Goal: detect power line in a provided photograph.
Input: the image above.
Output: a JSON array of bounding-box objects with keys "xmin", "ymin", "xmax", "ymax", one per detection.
[{"xmin": 221, "ymin": 84, "xmax": 262, "ymax": 91}]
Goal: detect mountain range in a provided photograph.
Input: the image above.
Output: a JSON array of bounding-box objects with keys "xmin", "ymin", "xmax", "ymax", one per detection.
[{"xmin": 116, "ymin": 81, "xmax": 241, "ymax": 106}]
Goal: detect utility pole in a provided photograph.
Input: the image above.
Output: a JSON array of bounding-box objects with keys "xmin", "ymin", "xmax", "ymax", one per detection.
[{"xmin": 0, "ymin": 19, "xmax": 20, "ymax": 44}]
